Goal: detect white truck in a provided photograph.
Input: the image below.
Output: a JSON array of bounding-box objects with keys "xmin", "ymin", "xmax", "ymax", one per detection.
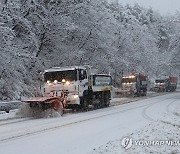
[{"xmin": 39, "ymin": 65, "xmax": 112, "ymax": 111}]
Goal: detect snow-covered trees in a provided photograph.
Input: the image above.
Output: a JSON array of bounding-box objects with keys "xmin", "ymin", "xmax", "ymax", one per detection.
[{"xmin": 0, "ymin": 0, "xmax": 179, "ymax": 100}]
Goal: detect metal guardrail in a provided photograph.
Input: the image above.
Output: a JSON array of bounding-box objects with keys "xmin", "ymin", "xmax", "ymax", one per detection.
[{"xmin": 0, "ymin": 101, "xmax": 22, "ymax": 113}]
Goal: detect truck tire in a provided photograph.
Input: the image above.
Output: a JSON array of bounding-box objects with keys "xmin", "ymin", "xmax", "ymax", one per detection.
[
  {"xmin": 136, "ymin": 91, "xmax": 140, "ymax": 97},
  {"xmin": 81, "ymin": 90, "xmax": 92, "ymax": 111},
  {"xmin": 99, "ymin": 92, "xmax": 105, "ymax": 108},
  {"xmin": 104, "ymin": 91, "xmax": 110, "ymax": 107},
  {"xmin": 142, "ymin": 91, "xmax": 147, "ymax": 96},
  {"xmin": 5, "ymin": 109, "xmax": 10, "ymax": 113},
  {"xmin": 80, "ymin": 96, "xmax": 88, "ymax": 111}
]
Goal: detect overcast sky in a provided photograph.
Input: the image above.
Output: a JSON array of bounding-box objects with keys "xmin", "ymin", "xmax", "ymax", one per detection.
[{"xmin": 109, "ymin": 0, "xmax": 180, "ymax": 15}]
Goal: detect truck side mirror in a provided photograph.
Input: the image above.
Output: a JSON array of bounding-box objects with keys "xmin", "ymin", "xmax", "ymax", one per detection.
[{"xmin": 79, "ymin": 70, "xmax": 87, "ymax": 81}]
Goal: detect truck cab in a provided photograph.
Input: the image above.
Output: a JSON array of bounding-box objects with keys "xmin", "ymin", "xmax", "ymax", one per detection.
[
  {"xmin": 154, "ymin": 77, "xmax": 177, "ymax": 92},
  {"xmin": 154, "ymin": 79, "xmax": 167, "ymax": 92},
  {"xmin": 41, "ymin": 66, "xmax": 112, "ymax": 110},
  {"xmin": 121, "ymin": 73, "xmax": 147, "ymax": 96}
]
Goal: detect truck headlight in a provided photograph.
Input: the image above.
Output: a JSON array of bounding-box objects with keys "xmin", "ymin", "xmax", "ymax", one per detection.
[
  {"xmin": 47, "ymin": 80, "xmax": 52, "ymax": 85},
  {"xmin": 73, "ymin": 95, "xmax": 79, "ymax": 99},
  {"xmin": 66, "ymin": 81, "xmax": 70, "ymax": 85},
  {"xmin": 54, "ymin": 80, "xmax": 58, "ymax": 84}
]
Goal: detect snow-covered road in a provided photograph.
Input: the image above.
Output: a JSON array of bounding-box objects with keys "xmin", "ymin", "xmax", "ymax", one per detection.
[{"xmin": 0, "ymin": 93, "xmax": 179, "ymax": 154}]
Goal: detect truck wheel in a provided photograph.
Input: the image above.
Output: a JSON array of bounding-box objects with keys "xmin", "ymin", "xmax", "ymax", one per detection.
[
  {"xmin": 144, "ymin": 91, "xmax": 147, "ymax": 96},
  {"xmin": 99, "ymin": 92, "xmax": 105, "ymax": 108},
  {"xmin": 5, "ymin": 109, "xmax": 10, "ymax": 113},
  {"xmin": 136, "ymin": 91, "xmax": 140, "ymax": 97},
  {"xmin": 105, "ymin": 96, "xmax": 110, "ymax": 107},
  {"xmin": 104, "ymin": 92, "xmax": 110, "ymax": 107},
  {"xmin": 81, "ymin": 96, "xmax": 89, "ymax": 111}
]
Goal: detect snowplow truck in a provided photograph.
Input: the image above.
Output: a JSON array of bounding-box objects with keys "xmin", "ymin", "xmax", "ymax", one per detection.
[
  {"xmin": 121, "ymin": 73, "xmax": 148, "ymax": 96},
  {"xmin": 23, "ymin": 66, "xmax": 112, "ymax": 114},
  {"xmin": 154, "ymin": 76, "xmax": 177, "ymax": 92}
]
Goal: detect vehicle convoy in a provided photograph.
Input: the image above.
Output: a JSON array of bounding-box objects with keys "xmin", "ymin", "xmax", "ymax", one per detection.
[
  {"xmin": 23, "ymin": 66, "xmax": 112, "ymax": 115},
  {"xmin": 154, "ymin": 76, "xmax": 177, "ymax": 92},
  {"xmin": 120, "ymin": 73, "xmax": 148, "ymax": 96}
]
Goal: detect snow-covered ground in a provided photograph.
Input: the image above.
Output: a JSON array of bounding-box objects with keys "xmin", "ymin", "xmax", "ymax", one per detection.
[{"xmin": 0, "ymin": 93, "xmax": 179, "ymax": 154}]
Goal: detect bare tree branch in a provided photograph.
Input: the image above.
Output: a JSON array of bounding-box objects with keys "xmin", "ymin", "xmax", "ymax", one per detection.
[{"xmin": 36, "ymin": 32, "xmax": 46, "ymax": 57}]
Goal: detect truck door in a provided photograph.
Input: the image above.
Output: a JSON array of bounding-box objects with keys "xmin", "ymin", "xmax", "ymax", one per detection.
[{"xmin": 78, "ymin": 69, "xmax": 88, "ymax": 96}]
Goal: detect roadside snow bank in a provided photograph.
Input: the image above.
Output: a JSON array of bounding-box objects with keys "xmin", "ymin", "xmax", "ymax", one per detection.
[{"xmin": 0, "ymin": 109, "xmax": 19, "ymax": 120}]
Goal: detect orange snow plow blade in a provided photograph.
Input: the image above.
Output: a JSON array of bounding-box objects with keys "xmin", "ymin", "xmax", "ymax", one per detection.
[
  {"xmin": 23, "ymin": 96, "xmax": 61, "ymax": 103},
  {"xmin": 22, "ymin": 96, "xmax": 65, "ymax": 115}
]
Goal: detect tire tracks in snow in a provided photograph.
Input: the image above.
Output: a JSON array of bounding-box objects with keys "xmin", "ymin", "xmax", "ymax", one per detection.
[
  {"xmin": 142, "ymin": 95, "xmax": 180, "ymax": 122},
  {"xmin": 0, "ymin": 117, "xmax": 30, "ymax": 127},
  {"xmin": 165, "ymin": 97, "xmax": 180, "ymax": 114}
]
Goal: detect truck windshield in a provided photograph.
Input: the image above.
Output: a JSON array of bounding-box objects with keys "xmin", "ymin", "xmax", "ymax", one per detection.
[
  {"xmin": 155, "ymin": 80, "xmax": 165, "ymax": 83},
  {"xmin": 44, "ymin": 70, "xmax": 77, "ymax": 82},
  {"xmin": 122, "ymin": 77, "xmax": 136, "ymax": 83}
]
